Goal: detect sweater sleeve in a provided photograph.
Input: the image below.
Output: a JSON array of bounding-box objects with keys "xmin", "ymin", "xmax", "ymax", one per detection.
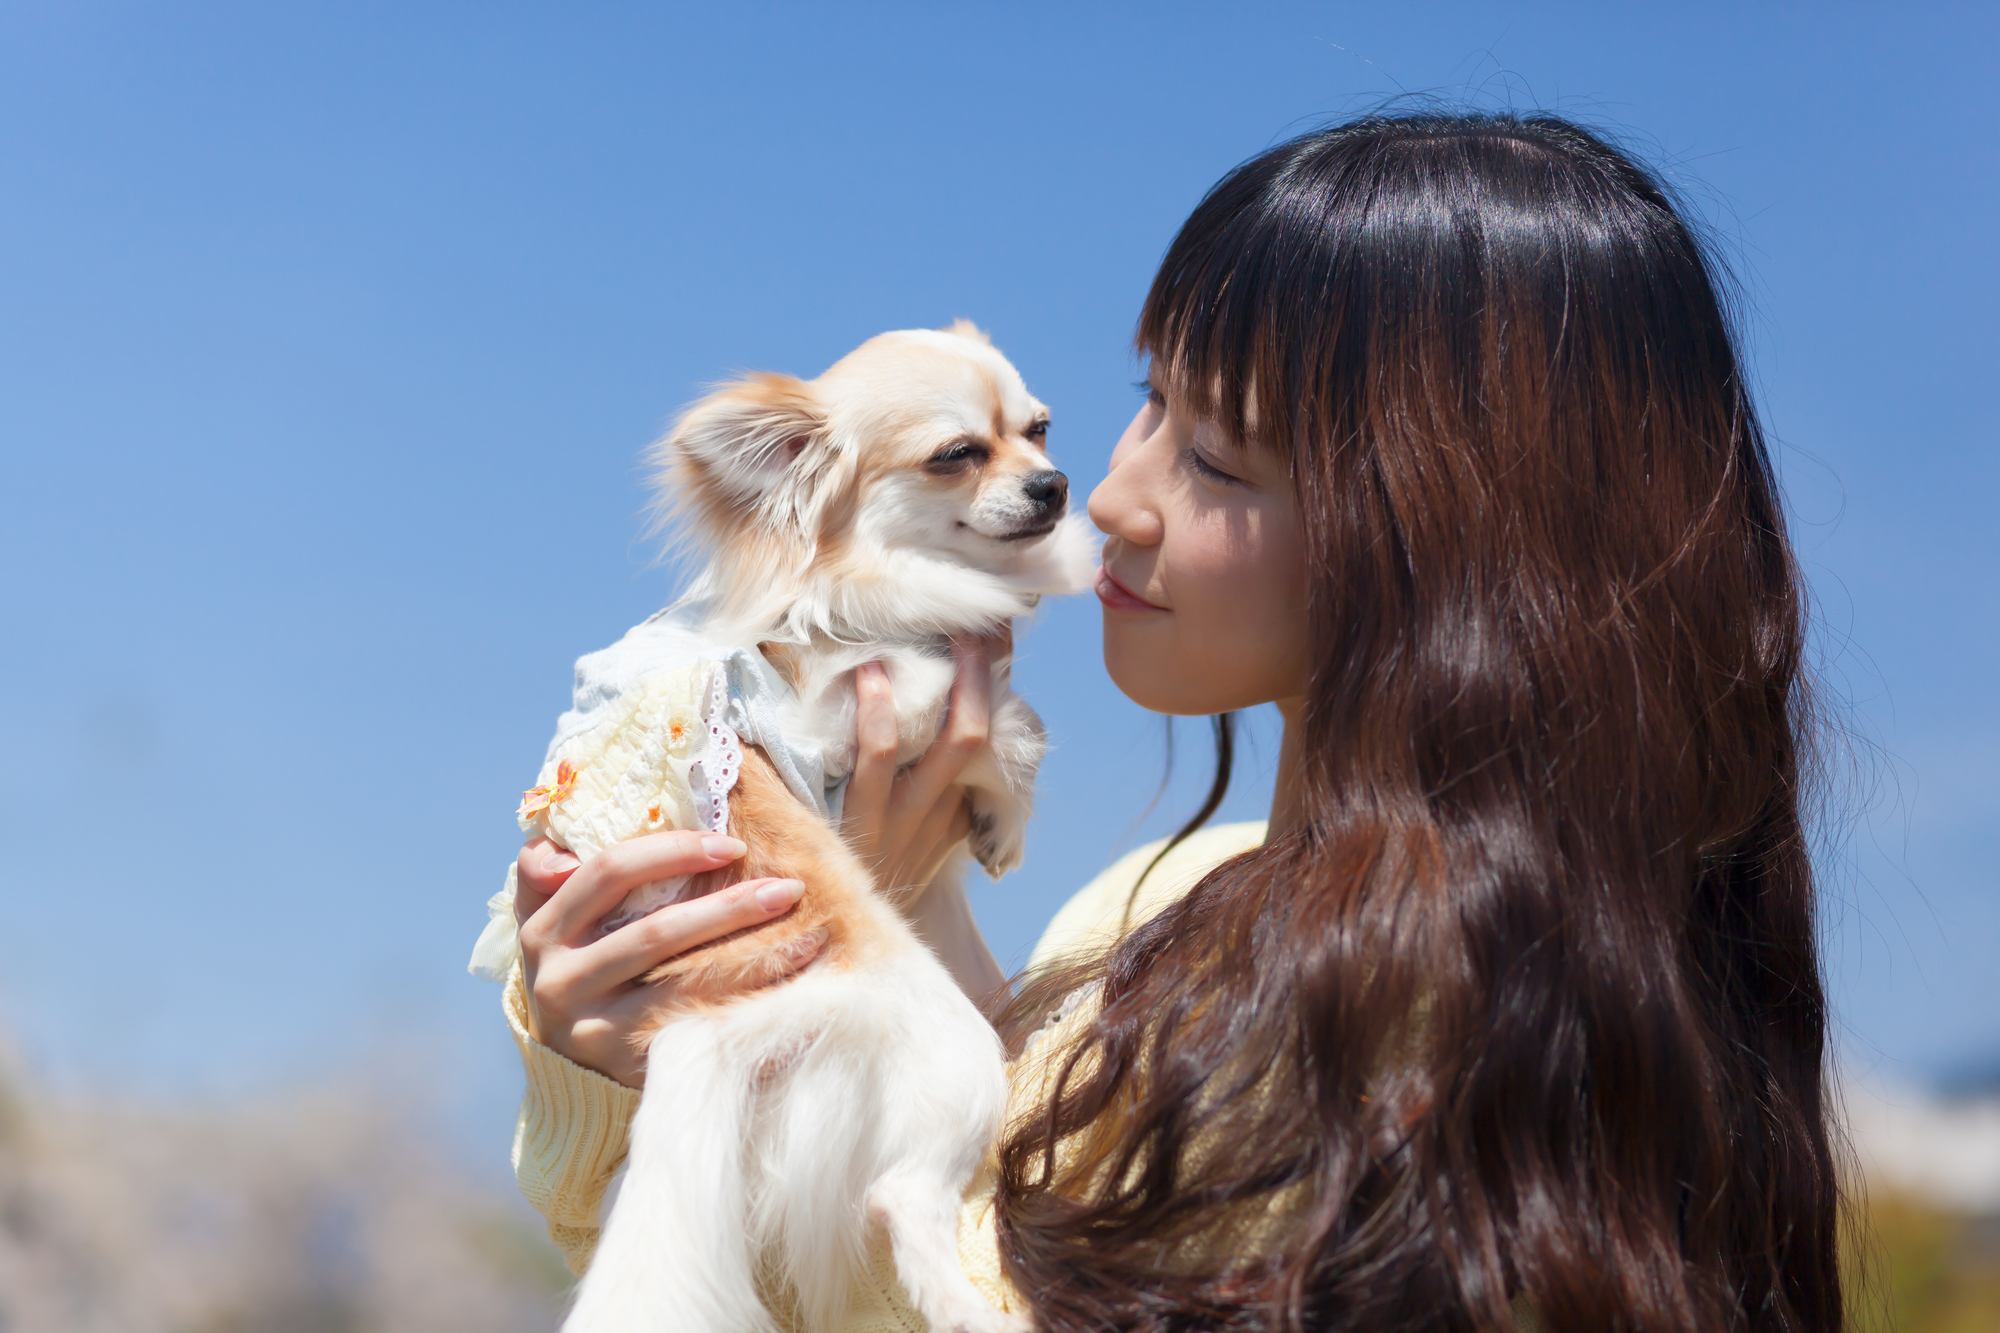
[{"xmin": 502, "ymin": 963, "xmax": 643, "ymax": 1276}]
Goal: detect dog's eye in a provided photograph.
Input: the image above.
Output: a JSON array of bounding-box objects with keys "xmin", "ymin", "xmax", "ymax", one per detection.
[
  {"xmin": 1024, "ymin": 418, "xmax": 1050, "ymax": 443},
  {"xmin": 924, "ymin": 440, "xmax": 990, "ymax": 474}
]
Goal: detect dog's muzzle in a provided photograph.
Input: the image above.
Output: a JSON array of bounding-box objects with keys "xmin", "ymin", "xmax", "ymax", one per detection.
[{"xmin": 1000, "ymin": 469, "xmax": 1068, "ymax": 539}]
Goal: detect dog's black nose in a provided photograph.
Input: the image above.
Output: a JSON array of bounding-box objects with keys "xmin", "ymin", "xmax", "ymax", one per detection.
[{"xmin": 1021, "ymin": 469, "xmax": 1069, "ymax": 515}]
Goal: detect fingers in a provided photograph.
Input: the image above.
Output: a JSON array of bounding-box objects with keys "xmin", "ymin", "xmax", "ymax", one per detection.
[
  {"xmin": 572, "ymin": 876, "xmax": 807, "ymax": 990},
  {"xmin": 975, "ymin": 622, "xmax": 1013, "ymax": 668},
  {"xmin": 946, "ymin": 635, "xmax": 995, "ymax": 751},
  {"xmin": 934, "ymin": 795, "xmax": 973, "ymax": 866},
  {"xmin": 530, "ymin": 831, "xmax": 747, "ymax": 947},
  {"xmin": 891, "ymin": 640, "xmax": 993, "ymax": 819},
  {"xmin": 882, "ymin": 785, "xmax": 969, "ymax": 896},
  {"xmin": 840, "ymin": 662, "xmax": 899, "ymax": 850},
  {"xmin": 515, "ymin": 838, "xmax": 581, "ymax": 922},
  {"xmin": 886, "ymin": 793, "xmax": 973, "ymax": 903}
]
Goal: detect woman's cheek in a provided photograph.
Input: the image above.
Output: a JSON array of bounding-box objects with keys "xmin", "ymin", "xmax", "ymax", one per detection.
[
  {"xmin": 1181, "ymin": 567, "xmax": 1299, "ymax": 710},
  {"xmin": 1178, "ymin": 518, "xmax": 1311, "ymax": 708}
]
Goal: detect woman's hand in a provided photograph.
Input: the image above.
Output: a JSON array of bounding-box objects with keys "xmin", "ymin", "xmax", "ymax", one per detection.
[
  {"xmin": 513, "ymin": 831, "xmax": 807, "ymax": 1088},
  {"xmin": 516, "ymin": 629, "xmax": 1011, "ymax": 1084},
  {"xmin": 840, "ymin": 630, "xmax": 1009, "ymax": 904}
]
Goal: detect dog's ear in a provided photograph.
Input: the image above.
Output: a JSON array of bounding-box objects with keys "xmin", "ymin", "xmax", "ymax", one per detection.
[
  {"xmin": 940, "ymin": 318, "xmax": 991, "ymax": 345},
  {"xmin": 664, "ymin": 372, "xmax": 826, "ymax": 507},
  {"xmin": 652, "ymin": 371, "xmax": 849, "ymax": 557}
]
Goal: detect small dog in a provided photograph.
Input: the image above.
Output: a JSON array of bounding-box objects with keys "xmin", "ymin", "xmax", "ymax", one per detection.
[{"xmin": 534, "ymin": 323, "xmax": 1094, "ymax": 1333}]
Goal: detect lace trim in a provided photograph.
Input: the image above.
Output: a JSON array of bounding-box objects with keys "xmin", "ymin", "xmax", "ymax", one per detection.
[
  {"xmin": 594, "ymin": 664, "xmax": 744, "ymax": 940},
  {"xmin": 689, "ymin": 663, "xmax": 742, "ymax": 834}
]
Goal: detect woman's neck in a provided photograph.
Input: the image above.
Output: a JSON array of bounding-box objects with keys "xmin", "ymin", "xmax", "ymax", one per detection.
[{"xmin": 1268, "ymin": 696, "xmax": 1309, "ymax": 840}]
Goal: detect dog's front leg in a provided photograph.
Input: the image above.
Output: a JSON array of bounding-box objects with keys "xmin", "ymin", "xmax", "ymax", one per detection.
[{"xmin": 960, "ymin": 689, "xmax": 1044, "ymax": 879}]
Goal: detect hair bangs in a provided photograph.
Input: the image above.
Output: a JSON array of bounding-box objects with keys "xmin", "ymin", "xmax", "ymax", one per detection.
[{"xmin": 1135, "ymin": 162, "xmax": 1335, "ymax": 457}]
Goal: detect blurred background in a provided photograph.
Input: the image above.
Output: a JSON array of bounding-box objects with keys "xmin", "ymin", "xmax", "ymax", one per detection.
[{"xmin": 2, "ymin": 2, "xmax": 1996, "ymax": 1328}]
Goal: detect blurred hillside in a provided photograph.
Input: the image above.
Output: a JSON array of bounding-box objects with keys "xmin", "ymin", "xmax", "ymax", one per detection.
[
  {"xmin": 0, "ymin": 1043, "xmax": 566, "ymax": 1333},
  {"xmin": 3, "ymin": 1039, "xmax": 1998, "ymax": 1331},
  {"xmin": 1846, "ymin": 1078, "xmax": 2000, "ymax": 1331},
  {"xmin": 1850, "ymin": 1192, "xmax": 2000, "ymax": 1333}
]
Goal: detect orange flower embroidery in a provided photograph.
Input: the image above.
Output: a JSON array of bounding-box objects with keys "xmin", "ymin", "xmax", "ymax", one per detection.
[
  {"xmin": 661, "ymin": 705, "xmax": 701, "ymax": 757},
  {"xmin": 518, "ymin": 759, "xmax": 580, "ymax": 818}
]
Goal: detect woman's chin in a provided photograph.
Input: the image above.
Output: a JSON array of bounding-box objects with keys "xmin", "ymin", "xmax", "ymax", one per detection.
[
  {"xmin": 1102, "ymin": 626, "xmax": 1216, "ymax": 716},
  {"xmin": 1102, "ymin": 617, "xmax": 1305, "ymax": 717}
]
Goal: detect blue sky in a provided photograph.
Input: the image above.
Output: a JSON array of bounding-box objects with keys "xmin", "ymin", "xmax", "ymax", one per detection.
[{"xmin": 2, "ymin": 2, "xmax": 1994, "ymax": 1170}]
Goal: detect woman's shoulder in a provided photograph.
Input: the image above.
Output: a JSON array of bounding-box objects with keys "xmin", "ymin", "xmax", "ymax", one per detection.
[{"xmin": 1027, "ymin": 820, "xmax": 1266, "ymax": 973}]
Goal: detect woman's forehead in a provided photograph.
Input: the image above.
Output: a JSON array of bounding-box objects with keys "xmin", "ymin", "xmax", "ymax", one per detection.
[{"xmin": 1144, "ymin": 356, "xmax": 1268, "ymax": 445}]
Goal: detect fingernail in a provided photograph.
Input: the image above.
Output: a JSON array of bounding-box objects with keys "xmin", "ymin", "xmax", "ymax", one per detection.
[
  {"xmin": 702, "ymin": 835, "xmax": 747, "ymax": 860},
  {"xmin": 756, "ymin": 879, "xmax": 805, "ymax": 911}
]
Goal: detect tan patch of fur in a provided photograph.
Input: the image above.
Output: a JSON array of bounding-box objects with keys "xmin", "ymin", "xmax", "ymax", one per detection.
[
  {"xmin": 632, "ymin": 746, "xmax": 896, "ymax": 1044},
  {"xmin": 979, "ymin": 431, "xmax": 1057, "ymax": 485},
  {"xmin": 658, "ymin": 373, "xmax": 822, "ymax": 536},
  {"xmin": 756, "ymin": 640, "xmax": 805, "ymax": 691}
]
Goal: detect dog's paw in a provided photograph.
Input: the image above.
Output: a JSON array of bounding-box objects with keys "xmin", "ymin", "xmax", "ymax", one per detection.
[{"xmin": 967, "ymin": 805, "xmax": 1026, "ymax": 880}]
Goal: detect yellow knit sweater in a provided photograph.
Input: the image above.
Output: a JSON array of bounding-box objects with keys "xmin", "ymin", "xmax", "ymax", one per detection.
[{"xmin": 502, "ymin": 821, "xmax": 1266, "ymax": 1327}]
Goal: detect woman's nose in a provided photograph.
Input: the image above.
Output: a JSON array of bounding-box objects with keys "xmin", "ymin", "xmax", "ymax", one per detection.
[{"xmin": 1088, "ymin": 426, "xmax": 1164, "ymax": 547}]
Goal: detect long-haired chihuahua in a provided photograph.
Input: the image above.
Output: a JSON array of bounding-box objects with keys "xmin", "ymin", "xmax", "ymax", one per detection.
[{"xmin": 538, "ymin": 322, "xmax": 1092, "ymax": 1333}]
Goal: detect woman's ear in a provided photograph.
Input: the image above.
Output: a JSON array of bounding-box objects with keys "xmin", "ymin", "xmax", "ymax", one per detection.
[{"xmin": 660, "ymin": 372, "xmax": 829, "ymax": 516}]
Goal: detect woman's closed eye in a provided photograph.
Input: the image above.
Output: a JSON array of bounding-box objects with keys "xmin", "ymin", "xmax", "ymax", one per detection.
[{"xmin": 1182, "ymin": 446, "xmax": 1244, "ymax": 487}]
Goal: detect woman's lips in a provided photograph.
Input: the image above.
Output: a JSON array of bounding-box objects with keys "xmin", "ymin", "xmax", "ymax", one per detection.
[{"xmin": 1095, "ymin": 565, "xmax": 1168, "ymax": 613}]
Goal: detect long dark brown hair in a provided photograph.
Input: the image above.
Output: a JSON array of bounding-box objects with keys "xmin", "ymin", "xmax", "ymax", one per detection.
[{"xmin": 994, "ymin": 112, "xmax": 1842, "ymax": 1332}]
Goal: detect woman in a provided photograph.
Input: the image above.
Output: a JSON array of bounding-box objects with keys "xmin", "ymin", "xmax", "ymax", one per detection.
[{"xmin": 504, "ymin": 111, "xmax": 1844, "ymax": 1332}]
